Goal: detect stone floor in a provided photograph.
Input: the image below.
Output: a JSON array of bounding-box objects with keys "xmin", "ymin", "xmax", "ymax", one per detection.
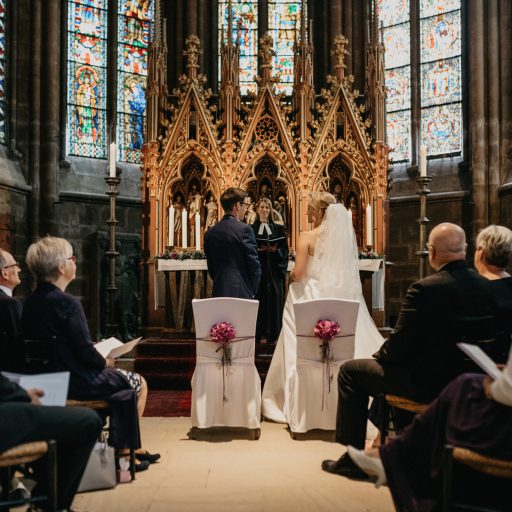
[{"xmin": 72, "ymin": 417, "xmax": 395, "ymax": 512}]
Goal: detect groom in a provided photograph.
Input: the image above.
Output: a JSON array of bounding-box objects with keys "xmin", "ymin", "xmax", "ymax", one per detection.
[{"xmin": 204, "ymin": 188, "xmax": 261, "ymax": 298}]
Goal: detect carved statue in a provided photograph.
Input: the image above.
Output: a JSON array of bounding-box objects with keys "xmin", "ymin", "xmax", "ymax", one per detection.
[
  {"xmin": 259, "ymin": 33, "xmax": 275, "ymax": 67},
  {"xmin": 205, "ymin": 197, "xmax": 218, "ymax": 231},
  {"xmin": 173, "ymin": 195, "xmax": 184, "ymax": 246},
  {"xmin": 245, "ymin": 203, "xmax": 257, "ymax": 225},
  {"xmin": 184, "ymin": 35, "xmax": 202, "ymax": 68},
  {"xmin": 188, "ymin": 185, "xmax": 202, "ymax": 246},
  {"xmin": 331, "ymin": 34, "xmax": 350, "ymax": 76},
  {"xmin": 275, "ymin": 195, "xmax": 288, "ymax": 226},
  {"xmin": 333, "ymin": 183, "xmax": 343, "ymax": 203}
]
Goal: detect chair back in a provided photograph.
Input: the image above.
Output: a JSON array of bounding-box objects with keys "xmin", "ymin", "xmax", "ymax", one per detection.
[
  {"xmin": 23, "ymin": 337, "xmax": 58, "ymax": 374},
  {"xmin": 192, "ymin": 298, "xmax": 259, "ymax": 361},
  {"xmin": 293, "ymin": 299, "xmax": 359, "ymax": 363}
]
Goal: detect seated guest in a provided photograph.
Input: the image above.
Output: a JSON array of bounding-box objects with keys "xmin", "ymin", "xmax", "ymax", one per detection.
[
  {"xmin": 0, "ymin": 248, "xmax": 23, "ymax": 371},
  {"xmin": 474, "ymin": 225, "xmax": 512, "ymax": 362},
  {"xmin": 22, "ymin": 236, "xmax": 159, "ymax": 468},
  {"xmin": 0, "ymin": 372, "xmax": 102, "ymax": 510},
  {"xmin": 322, "ymin": 223, "xmax": 497, "ymax": 477},
  {"xmin": 345, "ymin": 348, "xmax": 512, "ymax": 511}
]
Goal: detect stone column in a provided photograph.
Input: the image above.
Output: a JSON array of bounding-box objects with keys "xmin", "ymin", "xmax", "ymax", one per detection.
[
  {"xmin": 330, "ymin": 0, "xmax": 342, "ymax": 40},
  {"xmin": 409, "ymin": 0, "xmax": 420, "ymax": 171},
  {"xmin": 499, "ymin": 0, "xmax": 512, "ymax": 185},
  {"xmin": 342, "ymin": 0, "xmax": 353, "ymax": 77},
  {"xmin": 187, "ymin": 0, "xmax": 198, "ymax": 39}
]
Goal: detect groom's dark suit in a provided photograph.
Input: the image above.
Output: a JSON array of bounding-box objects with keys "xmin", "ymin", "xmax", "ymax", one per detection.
[
  {"xmin": 204, "ymin": 214, "xmax": 261, "ymax": 298},
  {"xmin": 335, "ymin": 260, "xmax": 497, "ymax": 448},
  {"xmin": 0, "ymin": 288, "xmax": 23, "ymax": 371}
]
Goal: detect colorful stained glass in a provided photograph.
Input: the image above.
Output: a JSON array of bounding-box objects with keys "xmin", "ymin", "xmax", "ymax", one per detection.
[
  {"xmin": 420, "ymin": 10, "xmax": 461, "ymax": 63},
  {"xmin": 385, "ymin": 67, "xmax": 410, "ymax": 112},
  {"xmin": 117, "ymin": 0, "xmax": 153, "ymax": 163},
  {"xmin": 377, "ymin": 0, "xmax": 409, "ymax": 28},
  {"xmin": 420, "ymin": 0, "xmax": 460, "ymax": 19},
  {"xmin": 0, "ymin": 0, "xmax": 5, "ymax": 144},
  {"xmin": 387, "ymin": 110, "xmax": 411, "ymax": 162},
  {"xmin": 421, "ymin": 57, "xmax": 461, "ymax": 107},
  {"xmin": 219, "ymin": 1, "xmax": 258, "ymax": 95},
  {"xmin": 269, "ymin": 1, "xmax": 302, "ymax": 95},
  {"xmin": 421, "ymin": 103, "xmax": 462, "ymax": 155},
  {"xmin": 67, "ymin": 0, "xmax": 107, "ymax": 158},
  {"xmin": 382, "ymin": 23, "xmax": 410, "ymax": 69}
]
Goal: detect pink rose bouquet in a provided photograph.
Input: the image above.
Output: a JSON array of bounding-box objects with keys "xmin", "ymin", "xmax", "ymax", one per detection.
[
  {"xmin": 210, "ymin": 322, "xmax": 236, "ymax": 366},
  {"xmin": 314, "ymin": 319, "xmax": 341, "ymax": 343}
]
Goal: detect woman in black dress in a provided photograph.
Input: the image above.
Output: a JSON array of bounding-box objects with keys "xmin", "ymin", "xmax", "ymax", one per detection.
[{"xmin": 251, "ymin": 198, "xmax": 289, "ymax": 343}]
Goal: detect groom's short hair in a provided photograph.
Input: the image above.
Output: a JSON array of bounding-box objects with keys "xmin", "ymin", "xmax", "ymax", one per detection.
[{"xmin": 220, "ymin": 188, "xmax": 247, "ymax": 213}]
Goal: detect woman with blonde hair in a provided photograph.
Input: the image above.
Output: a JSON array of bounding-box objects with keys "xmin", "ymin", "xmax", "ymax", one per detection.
[{"xmin": 262, "ymin": 191, "xmax": 384, "ymax": 422}]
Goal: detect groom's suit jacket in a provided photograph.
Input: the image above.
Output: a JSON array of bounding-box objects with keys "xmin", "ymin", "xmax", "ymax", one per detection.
[
  {"xmin": 375, "ymin": 260, "xmax": 496, "ymax": 401},
  {"xmin": 204, "ymin": 214, "xmax": 261, "ymax": 299},
  {"xmin": 0, "ymin": 288, "xmax": 23, "ymax": 371}
]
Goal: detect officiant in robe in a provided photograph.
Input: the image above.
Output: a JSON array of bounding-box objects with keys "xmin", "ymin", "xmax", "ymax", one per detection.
[{"xmin": 252, "ymin": 198, "xmax": 289, "ymax": 343}]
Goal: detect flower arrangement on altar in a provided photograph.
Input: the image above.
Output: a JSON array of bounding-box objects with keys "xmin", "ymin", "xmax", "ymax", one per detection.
[
  {"xmin": 156, "ymin": 249, "xmax": 206, "ymax": 260},
  {"xmin": 358, "ymin": 249, "xmax": 382, "ymax": 259}
]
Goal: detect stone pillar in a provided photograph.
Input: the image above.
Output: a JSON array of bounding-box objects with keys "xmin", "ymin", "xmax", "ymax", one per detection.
[
  {"xmin": 187, "ymin": 0, "xmax": 198, "ymax": 39},
  {"xmin": 342, "ymin": 0, "xmax": 353, "ymax": 77},
  {"xmin": 499, "ymin": 0, "xmax": 512, "ymax": 185},
  {"xmin": 409, "ymin": 0, "xmax": 420, "ymax": 171},
  {"xmin": 330, "ymin": 0, "xmax": 342, "ymax": 40}
]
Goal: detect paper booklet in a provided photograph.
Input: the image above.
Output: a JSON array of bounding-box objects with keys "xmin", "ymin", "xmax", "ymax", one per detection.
[
  {"xmin": 457, "ymin": 343, "xmax": 502, "ymax": 380},
  {"xmin": 2, "ymin": 371, "xmax": 70, "ymax": 407},
  {"xmin": 94, "ymin": 337, "xmax": 142, "ymax": 359}
]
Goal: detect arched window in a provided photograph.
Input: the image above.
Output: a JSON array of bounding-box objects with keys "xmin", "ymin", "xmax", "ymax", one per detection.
[
  {"xmin": 218, "ymin": 0, "xmax": 304, "ymax": 96},
  {"xmin": 0, "ymin": 0, "xmax": 6, "ymax": 144},
  {"xmin": 117, "ymin": 0, "xmax": 153, "ymax": 163},
  {"xmin": 218, "ymin": 0, "xmax": 258, "ymax": 95},
  {"xmin": 66, "ymin": 0, "xmax": 108, "ymax": 158},
  {"xmin": 379, "ymin": 0, "xmax": 462, "ymax": 162},
  {"xmin": 66, "ymin": 0, "xmax": 153, "ymax": 164}
]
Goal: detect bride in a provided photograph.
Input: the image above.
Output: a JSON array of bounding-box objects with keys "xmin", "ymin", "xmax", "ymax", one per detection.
[{"xmin": 262, "ymin": 191, "xmax": 384, "ymax": 423}]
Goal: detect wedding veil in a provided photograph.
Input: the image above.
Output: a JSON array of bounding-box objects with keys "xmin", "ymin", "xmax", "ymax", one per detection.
[{"xmin": 313, "ymin": 203, "xmax": 362, "ymax": 300}]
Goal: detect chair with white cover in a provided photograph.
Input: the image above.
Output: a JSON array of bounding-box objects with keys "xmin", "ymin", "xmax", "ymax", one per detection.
[
  {"xmin": 286, "ymin": 298, "xmax": 359, "ymax": 436},
  {"xmin": 191, "ymin": 298, "xmax": 261, "ymax": 439}
]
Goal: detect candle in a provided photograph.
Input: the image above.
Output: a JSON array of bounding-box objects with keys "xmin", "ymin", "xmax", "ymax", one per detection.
[
  {"xmin": 419, "ymin": 145, "xmax": 427, "ymax": 177},
  {"xmin": 366, "ymin": 204, "xmax": 372, "ymax": 247},
  {"xmin": 168, "ymin": 206, "xmax": 174, "ymax": 247},
  {"xmin": 195, "ymin": 212, "xmax": 201, "ymax": 251},
  {"xmin": 182, "ymin": 209, "xmax": 188, "ymax": 248},
  {"xmin": 109, "ymin": 142, "xmax": 116, "ymax": 178}
]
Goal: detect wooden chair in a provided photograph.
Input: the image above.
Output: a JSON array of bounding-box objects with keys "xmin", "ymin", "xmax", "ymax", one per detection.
[
  {"xmin": 442, "ymin": 445, "xmax": 512, "ymax": 511},
  {"xmin": 380, "ymin": 394, "xmax": 428, "ymax": 444},
  {"xmin": 0, "ymin": 440, "xmax": 57, "ymax": 512}
]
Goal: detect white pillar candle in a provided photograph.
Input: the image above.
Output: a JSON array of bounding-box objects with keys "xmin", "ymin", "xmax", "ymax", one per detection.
[
  {"xmin": 168, "ymin": 206, "xmax": 174, "ymax": 247},
  {"xmin": 109, "ymin": 142, "xmax": 116, "ymax": 177},
  {"xmin": 195, "ymin": 212, "xmax": 201, "ymax": 251},
  {"xmin": 182, "ymin": 209, "xmax": 188, "ymax": 248},
  {"xmin": 419, "ymin": 145, "xmax": 427, "ymax": 177},
  {"xmin": 366, "ymin": 203, "xmax": 372, "ymax": 247}
]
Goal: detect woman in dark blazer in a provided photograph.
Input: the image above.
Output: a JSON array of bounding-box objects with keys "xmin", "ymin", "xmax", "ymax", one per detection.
[
  {"xmin": 251, "ymin": 197, "xmax": 289, "ymax": 343},
  {"xmin": 22, "ymin": 236, "xmax": 158, "ymax": 467}
]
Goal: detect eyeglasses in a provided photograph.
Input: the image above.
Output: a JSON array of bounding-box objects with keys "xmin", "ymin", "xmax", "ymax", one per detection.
[
  {"xmin": 67, "ymin": 255, "xmax": 77, "ymax": 263},
  {"xmin": 241, "ymin": 201, "xmax": 252, "ymax": 207},
  {"xmin": 1, "ymin": 262, "xmax": 19, "ymax": 270}
]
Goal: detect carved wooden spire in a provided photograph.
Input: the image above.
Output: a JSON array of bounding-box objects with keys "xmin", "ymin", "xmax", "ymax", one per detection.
[
  {"xmin": 331, "ymin": 34, "xmax": 350, "ymax": 82},
  {"xmin": 257, "ymin": 33, "xmax": 277, "ymax": 89},
  {"xmin": 184, "ymin": 34, "xmax": 202, "ymax": 81}
]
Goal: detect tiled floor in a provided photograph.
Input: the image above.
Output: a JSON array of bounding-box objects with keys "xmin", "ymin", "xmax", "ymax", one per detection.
[{"xmin": 73, "ymin": 417, "xmax": 394, "ymax": 512}]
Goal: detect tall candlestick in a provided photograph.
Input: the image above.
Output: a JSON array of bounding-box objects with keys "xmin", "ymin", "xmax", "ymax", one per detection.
[
  {"xmin": 366, "ymin": 204, "xmax": 372, "ymax": 247},
  {"xmin": 419, "ymin": 145, "xmax": 427, "ymax": 177},
  {"xmin": 109, "ymin": 142, "xmax": 116, "ymax": 178},
  {"xmin": 195, "ymin": 212, "xmax": 201, "ymax": 251},
  {"xmin": 182, "ymin": 209, "xmax": 188, "ymax": 248},
  {"xmin": 168, "ymin": 206, "xmax": 174, "ymax": 247}
]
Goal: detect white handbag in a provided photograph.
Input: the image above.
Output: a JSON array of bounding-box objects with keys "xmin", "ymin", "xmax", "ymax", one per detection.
[{"xmin": 77, "ymin": 440, "xmax": 117, "ymax": 492}]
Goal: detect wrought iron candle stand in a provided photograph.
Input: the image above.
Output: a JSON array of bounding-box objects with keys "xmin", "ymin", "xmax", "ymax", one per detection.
[
  {"xmin": 105, "ymin": 174, "xmax": 121, "ymax": 337},
  {"xmin": 416, "ymin": 176, "xmax": 432, "ymax": 279}
]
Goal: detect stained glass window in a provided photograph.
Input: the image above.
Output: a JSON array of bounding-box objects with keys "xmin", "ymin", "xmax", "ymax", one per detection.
[
  {"xmin": 67, "ymin": 0, "xmax": 108, "ymax": 158},
  {"xmin": 420, "ymin": 1, "xmax": 462, "ymax": 155},
  {"xmin": 268, "ymin": 1, "xmax": 303, "ymax": 95},
  {"xmin": 117, "ymin": 0, "xmax": 153, "ymax": 163},
  {"xmin": 0, "ymin": 0, "xmax": 5, "ymax": 144},
  {"xmin": 379, "ymin": 0, "xmax": 411, "ymax": 162},
  {"xmin": 218, "ymin": 1, "xmax": 258, "ymax": 95},
  {"xmin": 379, "ymin": 0, "xmax": 462, "ymax": 161}
]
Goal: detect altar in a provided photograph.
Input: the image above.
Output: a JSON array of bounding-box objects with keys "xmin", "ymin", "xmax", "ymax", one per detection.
[{"xmin": 154, "ymin": 259, "xmax": 385, "ymax": 333}]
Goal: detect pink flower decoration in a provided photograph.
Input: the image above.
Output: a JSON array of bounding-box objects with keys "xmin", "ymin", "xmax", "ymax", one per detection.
[
  {"xmin": 210, "ymin": 322, "xmax": 236, "ymax": 345},
  {"xmin": 314, "ymin": 319, "xmax": 341, "ymax": 342}
]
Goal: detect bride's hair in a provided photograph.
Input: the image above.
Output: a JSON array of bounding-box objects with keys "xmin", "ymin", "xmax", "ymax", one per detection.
[{"xmin": 309, "ymin": 191, "xmax": 336, "ymax": 213}]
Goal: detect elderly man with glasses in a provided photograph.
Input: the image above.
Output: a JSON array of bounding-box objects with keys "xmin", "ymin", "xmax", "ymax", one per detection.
[{"xmin": 0, "ymin": 248, "xmax": 23, "ymax": 371}]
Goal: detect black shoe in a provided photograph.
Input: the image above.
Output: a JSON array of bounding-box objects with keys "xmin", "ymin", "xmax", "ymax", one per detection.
[
  {"xmin": 321, "ymin": 453, "xmax": 370, "ymax": 480},
  {"xmin": 135, "ymin": 460, "xmax": 150, "ymax": 472},
  {"xmin": 135, "ymin": 451, "xmax": 161, "ymax": 464}
]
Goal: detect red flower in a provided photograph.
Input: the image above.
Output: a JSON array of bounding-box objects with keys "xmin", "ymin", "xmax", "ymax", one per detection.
[
  {"xmin": 313, "ymin": 319, "xmax": 341, "ymax": 342},
  {"xmin": 210, "ymin": 322, "xmax": 236, "ymax": 345}
]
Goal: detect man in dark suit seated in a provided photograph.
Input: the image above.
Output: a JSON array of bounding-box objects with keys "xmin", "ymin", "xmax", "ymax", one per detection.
[
  {"xmin": 0, "ymin": 248, "xmax": 23, "ymax": 371},
  {"xmin": 204, "ymin": 188, "xmax": 261, "ymax": 299},
  {"xmin": 0, "ymin": 373, "xmax": 102, "ymax": 510},
  {"xmin": 322, "ymin": 223, "xmax": 497, "ymax": 478}
]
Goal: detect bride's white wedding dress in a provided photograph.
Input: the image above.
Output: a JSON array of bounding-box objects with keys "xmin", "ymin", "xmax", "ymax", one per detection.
[{"xmin": 261, "ymin": 203, "xmax": 384, "ymax": 423}]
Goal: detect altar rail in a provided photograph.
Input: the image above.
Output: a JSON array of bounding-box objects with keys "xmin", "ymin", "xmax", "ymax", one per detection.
[{"xmin": 155, "ymin": 259, "xmax": 384, "ymax": 332}]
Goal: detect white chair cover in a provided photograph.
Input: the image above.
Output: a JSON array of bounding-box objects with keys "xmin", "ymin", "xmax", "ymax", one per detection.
[
  {"xmin": 191, "ymin": 298, "xmax": 261, "ymax": 429},
  {"xmin": 286, "ymin": 298, "xmax": 359, "ymax": 433}
]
